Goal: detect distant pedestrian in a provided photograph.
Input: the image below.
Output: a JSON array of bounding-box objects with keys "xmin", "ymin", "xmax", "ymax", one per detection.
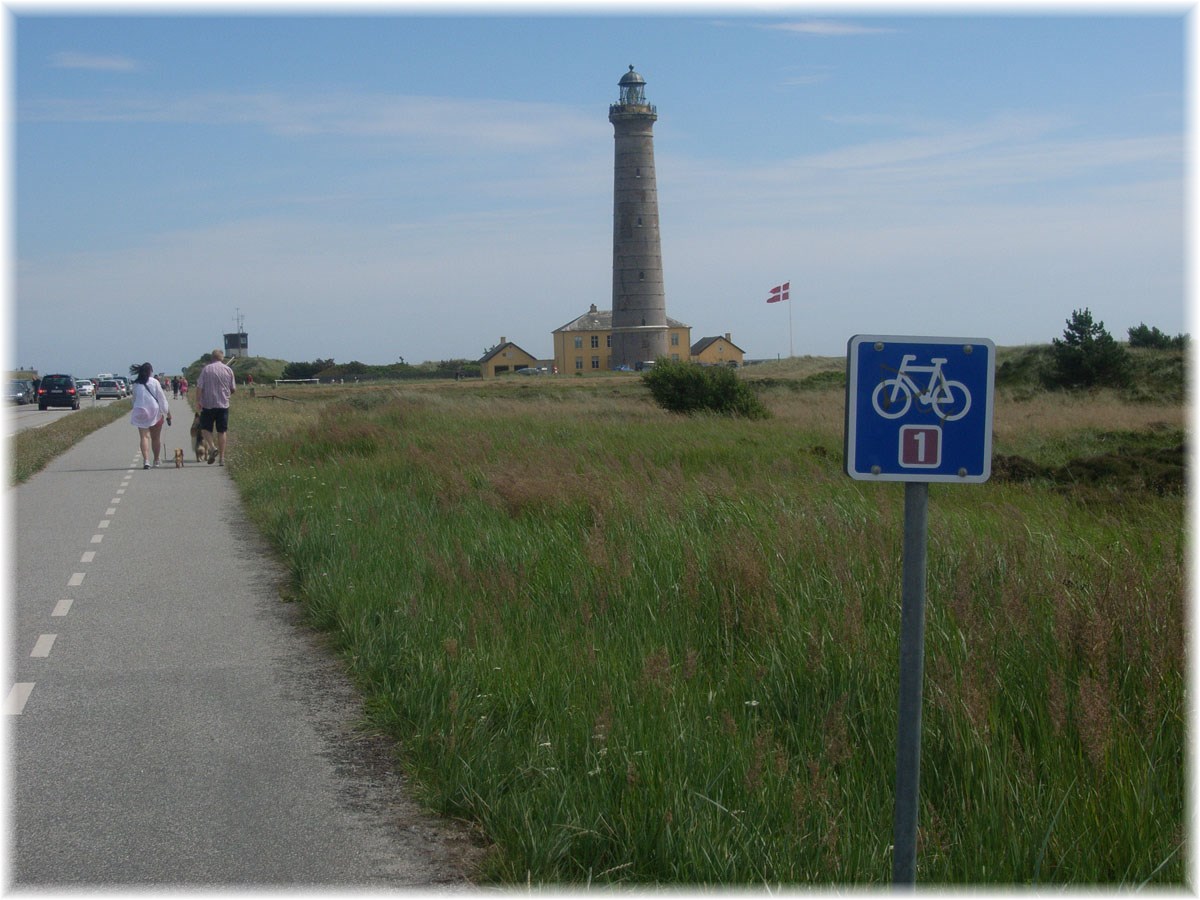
[
  {"xmin": 171, "ymin": 376, "xmax": 180, "ymax": 399},
  {"xmin": 196, "ymin": 349, "xmax": 236, "ymax": 466},
  {"xmin": 180, "ymin": 376, "xmax": 188, "ymax": 396},
  {"xmin": 129, "ymin": 362, "xmax": 172, "ymax": 469}
]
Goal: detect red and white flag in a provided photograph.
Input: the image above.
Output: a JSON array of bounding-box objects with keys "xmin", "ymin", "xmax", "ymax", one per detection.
[{"xmin": 767, "ymin": 282, "xmax": 790, "ymax": 303}]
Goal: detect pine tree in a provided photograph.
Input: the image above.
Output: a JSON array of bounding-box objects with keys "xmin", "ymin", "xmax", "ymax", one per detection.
[{"xmin": 1050, "ymin": 308, "xmax": 1131, "ymax": 389}]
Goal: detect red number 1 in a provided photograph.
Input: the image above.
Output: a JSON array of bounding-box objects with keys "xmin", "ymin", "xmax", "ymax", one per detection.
[{"xmin": 899, "ymin": 425, "xmax": 941, "ymax": 468}]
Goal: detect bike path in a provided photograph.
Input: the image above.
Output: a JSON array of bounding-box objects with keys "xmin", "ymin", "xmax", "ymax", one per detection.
[{"xmin": 8, "ymin": 394, "xmax": 477, "ymax": 887}]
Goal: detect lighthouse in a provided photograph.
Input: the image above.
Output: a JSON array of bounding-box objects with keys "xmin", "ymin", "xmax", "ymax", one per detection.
[{"xmin": 609, "ymin": 65, "xmax": 668, "ymax": 370}]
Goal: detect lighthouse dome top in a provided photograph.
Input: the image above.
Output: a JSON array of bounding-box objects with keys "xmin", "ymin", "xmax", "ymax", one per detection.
[{"xmin": 618, "ymin": 65, "xmax": 646, "ymax": 86}]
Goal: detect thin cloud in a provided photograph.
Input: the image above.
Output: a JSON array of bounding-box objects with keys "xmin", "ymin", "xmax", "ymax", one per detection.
[
  {"xmin": 49, "ymin": 51, "xmax": 140, "ymax": 72},
  {"xmin": 19, "ymin": 90, "xmax": 606, "ymax": 150},
  {"xmin": 767, "ymin": 21, "xmax": 896, "ymax": 37}
]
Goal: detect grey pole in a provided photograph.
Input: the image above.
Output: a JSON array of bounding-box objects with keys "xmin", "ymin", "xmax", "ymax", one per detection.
[{"xmin": 892, "ymin": 481, "xmax": 929, "ymax": 886}]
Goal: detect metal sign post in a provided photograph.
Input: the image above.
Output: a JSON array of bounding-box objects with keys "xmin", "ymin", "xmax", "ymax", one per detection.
[
  {"xmin": 844, "ymin": 335, "xmax": 995, "ymax": 886},
  {"xmin": 893, "ymin": 480, "xmax": 928, "ymax": 885}
]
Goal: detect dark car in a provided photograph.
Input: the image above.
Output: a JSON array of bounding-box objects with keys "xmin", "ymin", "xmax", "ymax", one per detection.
[
  {"xmin": 7, "ymin": 380, "xmax": 34, "ymax": 404},
  {"xmin": 37, "ymin": 374, "xmax": 80, "ymax": 410}
]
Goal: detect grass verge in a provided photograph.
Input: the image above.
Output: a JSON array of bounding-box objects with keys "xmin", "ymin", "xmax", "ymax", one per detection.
[{"xmin": 10, "ymin": 400, "xmax": 131, "ymax": 485}]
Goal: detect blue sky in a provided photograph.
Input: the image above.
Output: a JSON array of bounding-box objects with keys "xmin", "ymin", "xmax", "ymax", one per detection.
[{"xmin": 10, "ymin": 7, "xmax": 1187, "ymax": 376}]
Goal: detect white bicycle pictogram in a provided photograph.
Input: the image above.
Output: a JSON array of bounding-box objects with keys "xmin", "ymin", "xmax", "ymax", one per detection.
[{"xmin": 871, "ymin": 354, "xmax": 972, "ymax": 421}]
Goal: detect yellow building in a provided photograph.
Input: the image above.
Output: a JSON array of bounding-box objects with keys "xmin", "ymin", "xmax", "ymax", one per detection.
[
  {"xmin": 480, "ymin": 337, "xmax": 539, "ymax": 378},
  {"xmin": 690, "ymin": 333, "xmax": 746, "ymax": 368},
  {"xmin": 553, "ymin": 304, "xmax": 691, "ymax": 373}
]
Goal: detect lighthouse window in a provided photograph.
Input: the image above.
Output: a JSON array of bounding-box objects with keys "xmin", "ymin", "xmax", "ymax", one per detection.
[
  {"xmin": 639, "ymin": 271, "xmax": 645, "ymax": 281},
  {"xmin": 635, "ymin": 168, "xmax": 641, "ymax": 178},
  {"xmin": 637, "ymin": 217, "xmax": 643, "ymax": 227}
]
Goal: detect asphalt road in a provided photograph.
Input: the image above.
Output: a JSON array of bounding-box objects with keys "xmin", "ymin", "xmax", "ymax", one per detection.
[{"xmin": 9, "ymin": 393, "xmax": 480, "ymax": 888}]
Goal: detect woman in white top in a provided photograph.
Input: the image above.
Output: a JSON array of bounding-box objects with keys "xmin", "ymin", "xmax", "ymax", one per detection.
[{"xmin": 130, "ymin": 362, "xmax": 172, "ymax": 469}]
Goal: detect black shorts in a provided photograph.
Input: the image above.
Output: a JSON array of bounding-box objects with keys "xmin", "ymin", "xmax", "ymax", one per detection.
[{"xmin": 199, "ymin": 407, "xmax": 230, "ymax": 434}]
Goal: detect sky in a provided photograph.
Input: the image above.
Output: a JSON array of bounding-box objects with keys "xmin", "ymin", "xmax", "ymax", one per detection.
[{"xmin": 8, "ymin": 3, "xmax": 1189, "ymax": 377}]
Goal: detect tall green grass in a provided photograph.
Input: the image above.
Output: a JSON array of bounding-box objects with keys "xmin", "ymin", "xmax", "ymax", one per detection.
[{"xmin": 229, "ymin": 381, "xmax": 1184, "ymax": 886}]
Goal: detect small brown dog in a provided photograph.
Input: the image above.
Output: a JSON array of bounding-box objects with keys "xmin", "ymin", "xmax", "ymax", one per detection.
[
  {"xmin": 173, "ymin": 448, "xmax": 185, "ymax": 468},
  {"xmin": 190, "ymin": 414, "xmax": 207, "ymax": 463}
]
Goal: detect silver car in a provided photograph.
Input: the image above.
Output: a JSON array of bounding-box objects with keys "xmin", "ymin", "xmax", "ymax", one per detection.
[
  {"xmin": 95, "ymin": 379, "xmax": 123, "ymax": 399},
  {"xmin": 7, "ymin": 380, "xmax": 33, "ymax": 404}
]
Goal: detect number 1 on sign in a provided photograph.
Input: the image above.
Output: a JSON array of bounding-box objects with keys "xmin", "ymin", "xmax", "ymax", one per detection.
[{"xmin": 899, "ymin": 425, "xmax": 942, "ymax": 468}]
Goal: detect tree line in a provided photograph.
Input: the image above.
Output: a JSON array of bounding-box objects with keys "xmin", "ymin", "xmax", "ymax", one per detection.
[{"xmin": 281, "ymin": 358, "xmax": 481, "ymax": 380}]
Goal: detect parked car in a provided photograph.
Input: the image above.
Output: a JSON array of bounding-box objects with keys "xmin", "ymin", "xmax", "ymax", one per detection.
[
  {"xmin": 76, "ymin": 379, "xmax": 94, "ymax": 397},
  {"xmin": 7, "ymin": 380, "xmax": 34, "ymax": 404},
  {"xmin": 37, "ymin": 374, "xmax": 80, "ymax": 410},
  {"xmin": 94, "ymin": 379, "xmax": 123, "ymax": 400}
]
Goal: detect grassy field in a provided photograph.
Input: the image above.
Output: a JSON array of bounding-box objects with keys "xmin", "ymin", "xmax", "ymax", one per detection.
[{"xmin": 226, "ymin": 359, "xmax": 1185, "ymax": 886}]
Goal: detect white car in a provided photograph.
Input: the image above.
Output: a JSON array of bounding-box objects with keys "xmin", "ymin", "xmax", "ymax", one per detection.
[{"xmin": 76, "ymin": 379, "xmax": 94, "ymax": 397}]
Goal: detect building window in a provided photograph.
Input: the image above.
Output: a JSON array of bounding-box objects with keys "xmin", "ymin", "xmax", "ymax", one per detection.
[
  {"xmin": 671, "ymin": 333, "xmax": 679, "ymax": 346},
  {"xmin": 591, "ymin": 356, "xmax": 600, "ymax": 369},
  {"xmin": 590, "ymin": 335, "xmax": 599, "ymax": 349},
  {"xmin": 606, "ymin": 334, "xmax": 611, "ymax": 347},
  {"xmin": 574, "ymin": 336, "xmax": 583, "ymax": 349},
  {"xmin": 575, "ymin": 357, "xmax": 583, "ymax": 370}
]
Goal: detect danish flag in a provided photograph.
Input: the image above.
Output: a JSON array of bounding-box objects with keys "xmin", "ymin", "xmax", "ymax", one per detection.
[{"xmin": 767, "ymin": 282, "xmax": 790, "ymax": 303}]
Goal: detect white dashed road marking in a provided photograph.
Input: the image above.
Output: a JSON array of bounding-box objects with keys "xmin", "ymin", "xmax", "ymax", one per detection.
[
  {"xmin": 80, "ymin": 552, "xmax": 95, "ymax": 563},
  {"xmin": 91, "ymin": 535, "xmax": 103, "ymax": 544},
  {"xmin": 6, "ymin": 683, "xmax": 34, "ymax": 715},
  {"xmin": 52, "ymin": 599, "xmax": 73, "ymax": 617},
  {"xmin": 30, "ymin": 635, "xmax": 57, "ymax": 658},
  {"xmin": 67, "ymin": 573, "xmax": 84, "ymax": 587},
  {"xmin": 98, "ymin": 520, "xmax": 110, "ymax": 529}
]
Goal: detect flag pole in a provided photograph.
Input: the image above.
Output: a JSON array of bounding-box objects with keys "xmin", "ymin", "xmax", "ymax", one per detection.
[
  {"xmin": 767, "ymin": 281, "xmax": 793, "ymax": 356},
  {"xmin": 789, "ymin": 294, "xmax": 794, "ymax": 358}
]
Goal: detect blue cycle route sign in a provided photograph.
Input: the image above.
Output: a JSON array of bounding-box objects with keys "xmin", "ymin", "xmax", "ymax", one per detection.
[{"xmin": 844, "ymin": 334, "xmax": 995, "ymax": 483}]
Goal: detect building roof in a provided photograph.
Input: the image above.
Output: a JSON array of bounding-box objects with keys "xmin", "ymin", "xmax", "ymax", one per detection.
[
  {"xmin": 554, "ymin": 304, "xmax": 689, "ymax": 333},
  {"xmin": 691, "ymin": 335, "xmax": 746, "ymax": 356},
  {"xmin": 479, "ymin": 341, "xmax": 536, "ymax": 365}
]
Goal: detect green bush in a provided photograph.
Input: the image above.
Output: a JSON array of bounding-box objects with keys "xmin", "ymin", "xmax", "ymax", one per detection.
[
  {"xmin": 641, "ymin": 359, "xmax": 770, "ymax": 418},
  {"xmin": 1128, "ymin": 323, "xmax": 1188, "ymax": 351},
  {"xmin": 1048, "ymin": 309, "xmax": 1131, "ymax": 390}
]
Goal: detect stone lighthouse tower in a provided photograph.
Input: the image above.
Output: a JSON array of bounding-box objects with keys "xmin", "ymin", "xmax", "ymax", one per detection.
[{"xmin": 609, "ymin": 65, "xmax": 668, "ymax": 369}]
